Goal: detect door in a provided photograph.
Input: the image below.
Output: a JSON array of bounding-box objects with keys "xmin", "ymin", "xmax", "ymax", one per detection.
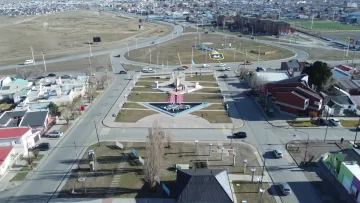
[{"xmin": 342, "ymin": 176, "xmax": 351, "ymax": 193}]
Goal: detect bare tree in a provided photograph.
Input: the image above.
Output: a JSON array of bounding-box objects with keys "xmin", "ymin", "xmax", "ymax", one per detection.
[
  {"xmin": 249, "ymin": 73, "xmax": 265, "ymax": 90},
  {"xmin": 236, "ymin": 68, "xmax": 249, "ymax": 79},
  {"xmin": 32, "ymin": 67, "xmax": 44, "ymax": 79},
  {"xmin": 70, "ymin": 96, "xmax": 83, "ymax": 114},
  {"xmin": 86, "ymin": 84, "xmax": 97, "ymax": 103},
  {"xmin": 61, "ymin": 108, "xmax": 72, "ymax": 124},
  {"xmin": 16, "ymin": 68, "xmax": 33, "ymax": 79},
  {"xmin": 96, "ymin": 75, "xmax": 108, "ymax": 89},
  {"xmin": 144, "ymin": 121, "xmax": 164, "ymax": 189},
  {"xmin": 166, "ymin": 128, "xmax": 174, "ymax": 148}
]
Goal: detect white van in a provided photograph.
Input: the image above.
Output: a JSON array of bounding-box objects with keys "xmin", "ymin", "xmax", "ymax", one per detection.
[{"xmin": 24, "ymin": 60, "xmax": 34, "ymax": 65}]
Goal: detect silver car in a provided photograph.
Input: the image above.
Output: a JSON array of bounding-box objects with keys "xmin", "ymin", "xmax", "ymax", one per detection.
[
  {"xmin": 45, "ymin": 130, "xmax": 63, "ymax": 138},
  {"xmin": 278, "ymin": 182, "xmax": 291, "ymax": 195}
]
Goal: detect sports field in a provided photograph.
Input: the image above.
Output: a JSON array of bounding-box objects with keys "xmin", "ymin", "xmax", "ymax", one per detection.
[{"xmin": 288, "ymin": 20, "xmax": 360, "ymax": 30}]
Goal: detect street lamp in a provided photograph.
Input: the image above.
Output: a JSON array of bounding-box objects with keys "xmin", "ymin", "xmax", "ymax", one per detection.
[
  {"xmin": 195, "ymin": 37, "xmax": 197, "ymax": 47},
  {"xmin": 41, "ymin": 52, "xmax": 47, "ymax": 72},
  {"xmin": 30, "ymin": 46, "xmax": 35, "ymax": 66},
  {"xmin": 88, "ymin": 41, "xmax": 92, "ymax": 58},
  {"xmin": 156, "ymin": 52, "xmax": 160, "ymax": 70},
  {"xmin": 295, "ymin": 129, "xmax": 310, "ymax": 144}
]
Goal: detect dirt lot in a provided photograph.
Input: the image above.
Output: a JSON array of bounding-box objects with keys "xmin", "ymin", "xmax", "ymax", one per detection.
[
  {"xmin": 126, "ymin": 33, "xmax": 294, "ymax": 65},
  {"xmin": 58, "ymin": 141, "xmax": 261, "ymax": 198},
  {"xmin": 0, "ymin": 10, "xmax": 170, "ymax": 65}
]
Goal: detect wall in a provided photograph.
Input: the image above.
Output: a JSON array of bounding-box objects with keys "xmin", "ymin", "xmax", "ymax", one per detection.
[
  {"xmin": 0, "ymin": 147, "xmax": 15, "ymax": 177},
  {"xmin": 338, "ymin": 162, "xmax": 355, "ymax": 192}
]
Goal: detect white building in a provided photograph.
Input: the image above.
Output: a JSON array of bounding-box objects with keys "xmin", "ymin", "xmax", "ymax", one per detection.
[{"xmin": 0, "ymin": 77, "xmax": 32, "ymax": 103}]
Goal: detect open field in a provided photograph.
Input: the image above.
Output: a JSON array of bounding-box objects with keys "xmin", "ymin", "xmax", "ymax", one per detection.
[
  {"xmin": 291, "ymin": 45, "xmax": 360, "ymax": 61},
  {"xmin": 115, "ymin": 109, "xmax": 158, "ymax": 122},
  {"xmin": 58, "ymin": 141, "xmax": 261, "ymax": 198},
  {"xmin": 0, "ymin": 10, "xmax": 170, "ymax": 65},
  {"xmin": 201, "ymin": 104, "xmax": 225, "ymax": 110},
  {"xmin": 288, "ymin": 20, "xmax": 360, "ymax": 31},
  {"xmin": 191, "ymin": 111, "xmax": 231, "ymax": 123},
  {"xmin": 185, "ymin": 75, "xmax": 216, "ymax": 82},
  {"xmin": 126, "ymin": 33, "xmax": 294, "ymax": 65},
  {"xmin": 123, "ymin": 102, "xmax": 147, "ymax": 109},
  {"xmin": 318, "ymin": 31, "xmax": 360, "ymax": 41},
  {"xmin": 340, "ymin": 120, "xmax": 359, "ymax": 127},
  {"xmin": 195, "ymin": 88, "xmax": 221, "ymax": 93},
  {"xmin": 121, "ymin": 63, "xmax": 144, "ymax": 71}
]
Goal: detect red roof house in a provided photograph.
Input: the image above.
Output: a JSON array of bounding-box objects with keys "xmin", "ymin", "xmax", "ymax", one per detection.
[
  {"xmin": 0, "ymin": 146, "xmax": 14, "ymax": 177},
  {"xmin": 265, "ymin": 74, "xmax": 324, "ymax": 116},
  {"xmin": 0, "ymin": 127, "xmax": 31, "ymax": 140}
]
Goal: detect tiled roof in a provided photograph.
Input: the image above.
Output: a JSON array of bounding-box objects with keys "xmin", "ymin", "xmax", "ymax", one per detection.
[
  {"xmin": 176, "ymin": 169, "xmax": 233, "ymax": 203},
  {"xmin": 19, "ymin": 111, "xmax": 48, "ymax": 127},
  {"xmin": 0, "ymin": 127, "xmax": 30, "ymax": 139},
  {"xmin": 324, "ymin": 96, "xmax": 354, "ymax": 106},
  {"xmin": 0, "ymin": 146, "xmax": 13, "ymax": 166},
  {"xmin": 273, "ymin": 74, "xmax": 308, "ymax": 85}
]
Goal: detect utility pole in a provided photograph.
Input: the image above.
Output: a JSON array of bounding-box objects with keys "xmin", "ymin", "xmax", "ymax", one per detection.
[
  {"xmin": 30, "ymin": 46, "xmax": 35, "ymax": 66},
  {"xmin": 258, "ymin": 45, "xmax": 261, "ymax": 61},
  {"xmin": 94, "ymin": 120, "xmax": 100, "ymax": 146},
  {"xmin": 324, "ymin": 109, "xmax": 330, "ymax": 142},
  {"xmin": 310, "ymin": 15, "xmax": 314, "ymax": 30},
  {"xmin": 354, "ymin": 119, "xmax": 360, "ymax": 144},
  {"xmin": 74, "ymin": 142, "xmax": 78, "ymax": 158},
  {"xmin": 88, "ymin": 41, "xmax": 92, "ymax": 58},
  {"xmin": 41, "ymin": 52, "xmax": 47, "ymax": 72},
  {"xmin": 149, "ymin": 48, "xmax": 152, "ymax": 63}
]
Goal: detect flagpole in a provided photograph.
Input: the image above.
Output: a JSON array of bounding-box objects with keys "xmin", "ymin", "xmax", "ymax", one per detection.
[{"xmin": 191, "ymin": 47, "xmax": 193, "ymax": 77}]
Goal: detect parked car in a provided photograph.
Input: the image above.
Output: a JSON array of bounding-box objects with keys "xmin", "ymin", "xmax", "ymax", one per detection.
[
  {"xmin": 183, "ymin": 66, "xmax": 189, "ymax": 69},
  {"xmin": 202, "ymin": 64, "xmax": 210, "ymax": 68},
  {"xmin": 61, "ymin": 74, "xmax": 72, "ymax": 79},
  {"xmin": 48, "ymin": 73, "xmax": 56, "ymax": 77},
  {"xmin": 243, "ymin": 61, "xmax": 252, "ymax": 65},
  {"xmin": 177, "ymin": 67, "xmax": 185, "ymax": 70},
  {"xmin": 45, "ymin": 130, "xmax": 63, "ymax": 138},
  {"xmin": 238, "ymin": 35, "xmax": 242, "ymax": 37},
  {"xmin": 119, "ymin": 71, "xmax": 127, "ymax": 74},
  {"xmin": 222, "ymin": 67, "xmax": 231, "ymax": 71},
  {"xmin": 356, "ymin": 125, "xmax": 360, "ymax": 131},
  {"xmin": 30, "ymin": 142, "xmax": 50, "ymax": 151},
  {"xmin": 218, "ymin": 63, "xmax": 226, "ymax": 67},
  {"xmin": 317, "ymin": 117, "xmax": 329, "ymax": 126},
  {"xmin": 273, "ymin": 149, "xmax": 283, "ymax": 158},
  {"xmin": 233, "ymin": 132, "xmax": 247, "ymax": 138},
  {"xmin": 278, "ymin": 182, "xmax": 291, "ymax": 195},
  {"xmin": 114, "ymin": 54, "xmax": 121, "ymax": 57},
  {"xmin": 329, "ymin": 118, "xmax": 340, "ymax": 126}
]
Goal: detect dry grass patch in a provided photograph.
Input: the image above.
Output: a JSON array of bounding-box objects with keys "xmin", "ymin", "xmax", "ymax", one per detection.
[
  {"xmin": 186, "ymin": 75, "xmax": 216, "ymax": 82},
  {"xmin": 123, "ymin": 102, "xmax": 147, "ymax": 109},
  {"xmin": 287, "ymin": 120, "xmax": 316, "ymax": 127},
  {"xmin": 132, "ymin": 87, "xmax": 160, "ymax": 92},
  {"xmin": 340, "ymin": 120, "xmax": 359, "ymax": 128},
  {"xmin": 201, "ymin": 104, "xmax": 225, "ymax": 110},
  {"xmin": 195, "ymin": 88, "xmax": 221, "ymax": 94},
  {"xmin": 191, "ymin": 111, "xmax": 231, "ymax": 123},
  {"xmin": 128, "ymin": 92, "xmax": 168, "ymax": 102},
  {"xmin": 184, "ymin": 93, "xmax": 223, "ymax": 103},
  {"xmin": 115, "ymin": 109, "xmax": 158, "ymax": 122},
  {"xmin": 233, "ymin": 181, "xmax": 276, "ymax": 203}
]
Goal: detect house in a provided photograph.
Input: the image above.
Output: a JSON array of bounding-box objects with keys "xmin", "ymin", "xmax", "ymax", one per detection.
[
  {"xmin": 0, "ymin": 77, "xmax": 32, "ymax": 103},
  {"xmin": 0, "ymin": 110, "xmax": 50, "ymax": 131},
  {"xmin": 265, "ymin": 74, "xmax": 324, "ymax": 116},
  {"xmin": 337, "ymin": 79, "xmax": 360, "ymax": 95},
  {"xmin": 336, "ymin": 65, "xmax": 357, "ymax": 73},
  {"xmin": 0, "ymin": 146, "xmax": 15, "ymax": 178},
  {"xmin": 280, "ymin": 59, "xmax": 309, "ymax": 73},
  {"xmin": 0, "ymin": 127, "xmax": 40, "ymax": 156},
  {"xmin": 323, "ymin": 90, "xmax": 357, "ymax": 116},
  {"xmin": 332, "ymin": 68, "xmax": 352, "ymax": 80},
  {"xmin": 176, "ymin": 169, "xmax": 234, "ymax": 203}
]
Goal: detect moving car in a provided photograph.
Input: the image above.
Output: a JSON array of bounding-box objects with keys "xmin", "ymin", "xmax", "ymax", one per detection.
[
  {"xmin": 24, "ymin": 60, "xmax": 34, "ymax": 65},
  {"xmin": 218, "ymin": 63, "xmax": 226, "ymax": 67},
  {"xmin": 48, "ymin": 73, "xmax": 56, "ymax": 77},
  {"xmin": 273, "ymin": 149, "xmax": 283, "ymax": 158},
  {"xmin": 45, "ymin": 130, "xmax": 63, "ymax": 138},
  {"xmin": 30, "ymin": 142, "xmax": 51, "ymax": 151},
  {"xmin": 61, "ymin": 74, "xmax": 72, "ymax": 79},
  {"xmin": 119, "ymin": 71, "xmax": 127, "ymax": 74},
  {"xmin": 201, "ymin": 64, "xmax": 210, "ymax": 68},
  {"xmin": 183, "ymin": 66, "xmax": 189, "ymax": 69},
  {"xmin": 142, "ymin": 67, "xmax": 155, "ymax": 73},
  {"xmin": 222, "ymin": 67, "xmax": 231, "ymax": 71},
  {"xmin": 233, "ymin": 132, "xmax": 247, "ymax": 138},
  {"xmin": 329, "ymin": 118, "xmax": 340, "ymax": 126},
  {"xmin": 243, "ymin": 61, "xmax": 252, "ymax": 65},
  {"xmin": 114, "ymin": 54, "xmax": 121, "ymax": 57},
  {"xmin": 278, "ymin": 182, "xmax": 291, "ymax": 195},
  {"xmin": 177, "ymin": 67, "xmax": 185, "ymax": 70}
]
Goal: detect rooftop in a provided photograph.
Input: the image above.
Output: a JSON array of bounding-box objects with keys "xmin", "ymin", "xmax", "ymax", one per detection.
[
  {"xmin": 0, "ymin": 146, "xmax": 13, "ymax": 166},
  {"xmin": 256, "ymin": 71, "xmax": 290, "ymax": 82},
  {"xmin": 19, "ymin": 111, "xmax": 48, "ymax": 127},
  {"xmin": 343, "ymin": 162, "xmax": 360, "ymax": 178},
  {"xmin": 0, "ymin": 127, "xmax": 30, "ymax": 139},
  {"xmin": 332, "ymin": 68, "xmax": 352, "ymax": 80}
]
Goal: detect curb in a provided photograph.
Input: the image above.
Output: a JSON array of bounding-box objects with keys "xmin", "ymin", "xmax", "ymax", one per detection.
[{"xmin": 285, "ymin": 143, "xmax": 301, "ymax": 168}]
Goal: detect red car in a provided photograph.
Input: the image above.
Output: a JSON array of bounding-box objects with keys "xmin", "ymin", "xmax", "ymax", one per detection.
[{"xmin": 183, "ymin": 66, "xmax": 189, "ymax": 69}]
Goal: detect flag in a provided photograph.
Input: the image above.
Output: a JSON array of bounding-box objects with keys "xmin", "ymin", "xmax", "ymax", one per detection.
[{"xmin": 192, "ymin": 60, "xmax": 195, "ymax": 65}]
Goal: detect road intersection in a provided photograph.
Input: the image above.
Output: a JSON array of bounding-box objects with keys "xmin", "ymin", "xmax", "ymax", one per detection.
[{"xmin": 0, "ymin": 18, "xmax": 356, "ymax": 203}]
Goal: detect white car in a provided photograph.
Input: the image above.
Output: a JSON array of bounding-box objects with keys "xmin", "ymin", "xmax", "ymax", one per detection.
[
  {"xmin": 202, "ymin": 64, "xmax": 210, "ymax": 68},
  {"xmin": 24, "ymin": 60, "xmax": 34, "ymax": 65},
  {"xmin": 222, "ymin": 67, "xmax": 231, "ymax": 71},
  {"xmin": 45, "ymin": 130, "xmax": 63, "ymax": 138},
  {"xmin": 329, "ymin": 118, "xmax": 340, "ymax": 126},
  {"xmin": 273, "ymin": 149, "xmax": 283, "ymax": 158},
  {"xmin": 218, "ymin": 63, "xmax": 226, "ymax": 67}
]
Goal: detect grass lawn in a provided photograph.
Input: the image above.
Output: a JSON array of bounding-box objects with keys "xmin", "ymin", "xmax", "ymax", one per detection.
[
  {"xmin": 191, "ymin": 111, "xmax": 232, "ymax": 123},
  {"xmin": 132, "ymin": 87, "xmax": 160, "ymax": 92},
  {"xmin": 201, "ymin": 104, "xmax": 225, "ymax": 110},
  {"xmin": 183, "ymin": 27, "xmax": 199, "ymax": 33},
  {"xmin": 138, "ymin": 77, "xmax": 169, "ymax": 81},
  {"xmin": 126, "ymin": 33, "xmax": 294, "ymax": 65},
  {"xmin": 58, "ymin": 141, "xmax": 261, "ymax": 198},
  {"xmin": 136, "ymin": 81, "xmax": 156, "ymax": 87},
  {"xmin": 287, "ymin": 120, "xmax": 316, "ymax": 127},
  {"xmin": 233, "ymin": 181, "xmax": 276, "ymax": 203},
  {"xmin": 121, "ymin": 63, "xmax": 143, "ymax": 71},
  {"xmin": 123, "ymin": 102, "xmax": 147, "ymax": 109},
  {"xmin": 340, "ymin": 120, "xmax": 359, "ymax": 127},
  {"xmin": 128, "ymin": 92, "xmax": 168, "ymax": 102},
  {"xmin": 199, "ymin": 82, "xmax": 219, "ymax": 87},
  {"xmin": 0, "ymin": 103, "xmax": 13, "ymax": 111},
  {"xmin": 195, "ymin": 88, "xmax": 221, "ymax": 94},
  {"xmin": 287, "ymin": 20, "xmax": 360, "ymax": 30},
  {"xmin": 184, "ymin": 93, "xmax": 224, "ymax": 103},
  {"xmin": 9, "ymin": 171, "xmax": 28, "ymax": 182},
  {"xmin": 291, "ymin": 45, "xmax": 360, "ymax": 61},
  {"xmin": 115, "ymin": 109, "xmax": 158, "ymax": 122},
  {"xmin": 186, "ymin": 75, "xmax": 216, "ymax": 82}
]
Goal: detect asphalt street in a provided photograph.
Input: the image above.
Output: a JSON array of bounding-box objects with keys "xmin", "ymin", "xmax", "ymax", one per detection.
[{"xmin": 0, "ymin": 17, "xmax": 357, "ymax": 203}]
